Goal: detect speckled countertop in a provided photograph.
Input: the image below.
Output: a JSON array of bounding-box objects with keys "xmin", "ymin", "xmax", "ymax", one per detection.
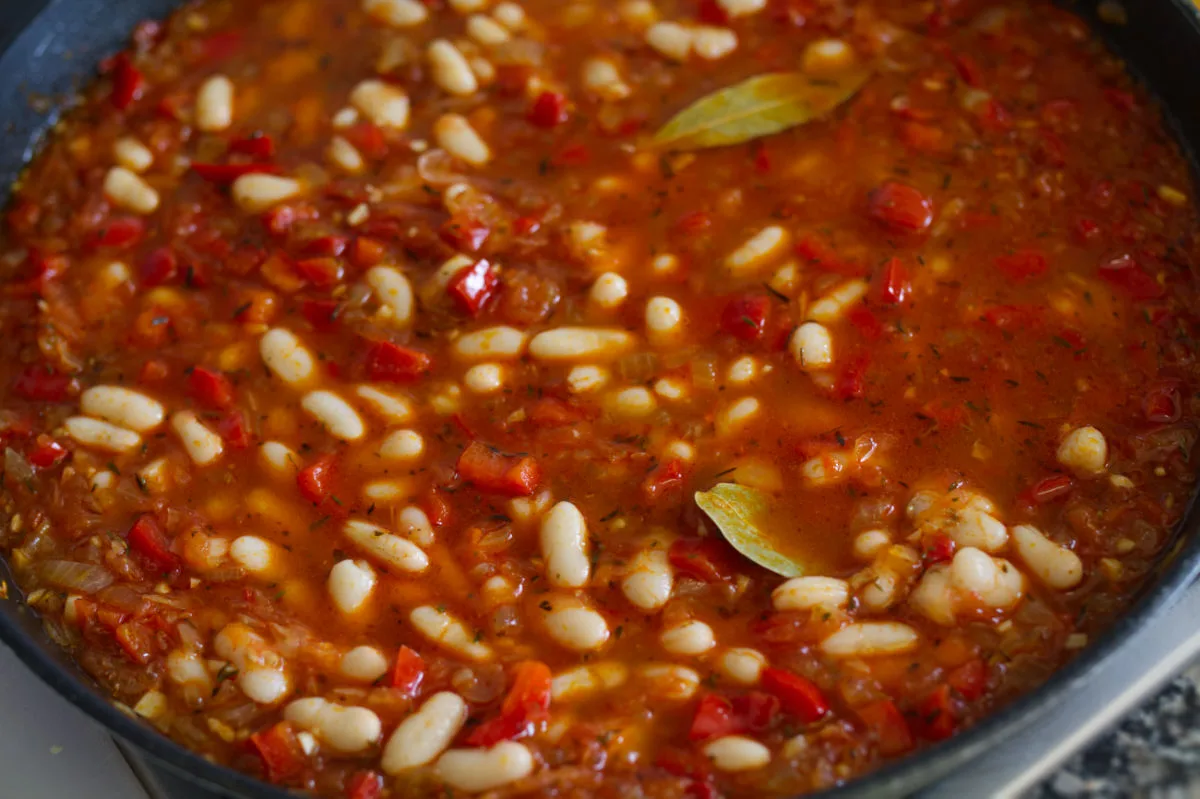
[{"xmin": 1033, "ymin": 663, "xmax": 1200, "ymax": 799}]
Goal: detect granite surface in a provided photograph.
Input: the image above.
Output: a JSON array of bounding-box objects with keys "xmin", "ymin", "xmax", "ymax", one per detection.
[{"xmin": 1032, "ymin": 663, "xmax": 1200, "ymax": 799}]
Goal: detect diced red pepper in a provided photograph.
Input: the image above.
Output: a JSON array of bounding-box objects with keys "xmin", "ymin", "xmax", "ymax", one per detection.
[
  {"xmin": 465, "ymin": 660, "xmax": 553, "ymax": 746},
  {"xmin": 249, "ymin": 722, "xmax": 307, "ymax": 784},
  {"xmin": 188, "ymin": 366, "xmax": 235, "ymax": 409},
  {"xmin": 297, "ymin": 455, "xmax": 337, "ymax": 505},
  {"xmin": 390, "ymin": 645, "xmax": 425, "ymax": 694},
  {"xmin": 689, "ymin": 694, "xmax": 737, "ymax": 741},
  {"xmin": 867, "ymin": 181, "xmax": 934, "ymax": 234},
  {"xmin": 27, "ymin": 437, "xmax": 68, "ymax": 469},
  {"xmin": 464, "ymin": 714, "xmax": 529, "ymax": 748},
  {"xmin": 668, "ymin": 538, "xmax": 738, "ymax": 583},
  {"xmin": 1097, "ymin": 253, "xmax": 1165, "ymax": 300},
  {"xmin": 350, "ymin": 237, "xmax": 387, "ymax": 268},
  {"xmin": 761, "ymin": 667, "xmax": 830, "ymax": 723},
  {"xmin": 529, "ymin": 91, "xmax": 569, "ymax": 128},
  {"xmin": 719, "ymin": 294, "xmax": 770, "ymax": 341},
  {"xmin": 994, "ymin": 249, "xmax": 1048, "ymax": 281},
  {"xmin": 456, "ymin": 441, "xmax": 541, "ymax": 497},
  {"xmin": 847, "ymin": 307, "xmax": 883, "ymax": 341},
  {"xmin": 293, "ymin": 257, "xmax": 344, "ymax": 289},
  {"xmin": 440, "ymin": 215, "xmax": 490, "ymax": 252},
  {"xmin": 833, "ymin": 353, "xmax": 871, "ymax": 400},
  {"xmin": 1144, "ymin": 379, "xmax": 1183, "ymax": 424},
  {"xmin": 109, "ymin": 53, "xmax": 145, "ymax": 110},
  {"xmin": 345, "ymin": 771, "xmax": 383, "ymax": 799},
  {"xmin": 88, "ymin": 217, "xmax": 145, "ymax": 250},
  {"xmin": 1023, "ymin": 474, "xmax": 1073, "ymax": 507},
  {"xmin": 424, "ymin": 491, "xmax": 452, "ymax": 528},
  {"xmin": 923, "ymin": 534, "xmax": 956, "ymax": 565},
  {"xmin": 856, "ymin": 700, "xmax": 914, "ymax": 756},
  {"xmin": 302, "ymin": 299, "xmax": 341, "ymax": 331},
  {"xmin": 13, "ymin": 365, "xmax": 71, "ymax": 402},
  {"xmin": 342, "ymin": 122, "xmax": 389, "ymax": 160},
  {"xmin": 301, "ymin": 235, "xmax": 349, "ymax": 259},
  {"xmin": 731, "ymin": 692, "xmax": 779, "ymax": 733},
  {"xmin": 513, "ymin": 216, "xmax": 541, "ymax": 236},
  {"xmin": 947, "ymin": 659, "xmax": 988, "ymax": 701},
  {"xmin": 127, "ymin": 515, "xmax": 179, "ymax": 572},
  {"xmin": 878, "ymin": 257, "xmax": 911, "ymax": 305},
  {"xmin": 643, "ymin": 458, "xmax": 688, "ymax": 502},
  {"xmin": 365, "ymin": 340, "xmax": 433, "ymax": 383},
  {"xmin": 191, "ymin": 162, "xmax": 281, "ymax": 184},
  {"xmin": 115, "ymin": 620, "xmax": 155, "ymax": 664},
  {"xmin": 229, "ymin": 133, "xmax": 276, "ymax": 159},
  {"xmin": 196, "ymin": 30, "xmax": 244, "ymax": 62},
  {"xmin": 697, "ymin": 0, "xmax": 730, "ymax": 25},
  {"xmin": 447, "ymin": 259, "xmax": 499, "ymax": 316},
  {"xmin": 914, "ymin": 684, "xmax": 956, "ymax": 741},
  {"xmin": 218, "ymin": 410, "xmax": 252, "ymax": 449},
  {"xmin": 528, "ymin": 397, "xmax": 589, "ymax": 427},
  {"xmin": 140, "ymin": 247, "xmax": 179, "ymax": 287}
]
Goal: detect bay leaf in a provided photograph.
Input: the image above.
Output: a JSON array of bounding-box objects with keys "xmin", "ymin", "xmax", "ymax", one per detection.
[
  {"xmin": 694, "ymin": 483, "xmax": 806, "ymax": 578},
  {"xmin": 652, "ymin": 67, "xmax": 871, "ymax": 151}
]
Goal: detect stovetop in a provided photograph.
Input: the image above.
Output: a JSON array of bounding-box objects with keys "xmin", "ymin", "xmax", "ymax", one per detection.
[{"xmin": 6, "ymin": 581, "xmax": 1200, "ymax": 799}]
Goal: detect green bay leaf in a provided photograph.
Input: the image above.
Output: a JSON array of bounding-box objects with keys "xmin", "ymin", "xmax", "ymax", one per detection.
[
  {"xmin": 652, "ymin": 67, "xmax": 871, "ymax": 152},
  {"xmin": 694, "ymin": 483, "xmax": 806, "ymax": 578}
]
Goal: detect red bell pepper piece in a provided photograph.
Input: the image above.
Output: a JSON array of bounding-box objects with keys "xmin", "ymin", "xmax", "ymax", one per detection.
[
  {"xmin": 27, "ymin": 437, "xmax": 68, "ymax": 469},
  {"xmin": 188, "ymin": 366, "xmax": 235, "ymax": 409},
  {"xmin": 390, "ymin": 645, "xmax": 425, "ymax": 694},
  {"xmin": 761, "ymin": 667, "xmax": 830, "ymax": 723},
  {"xmin": 365, "ymin": 340, "xmax": 432, "ymax": 383},
  {"xmin": 127, "ymin": 515, "xmax": 179, "ymax": 572},
  {"xmin": 293, "ymin": 257, "xmax": 344, "ymax": 289},
  {"xmin": 302, "ymin": 299, "xmax": 341, "ymax": 331},
  {"xmin": 109, "ymin": 53, "xmax": 145, "ymax": 110},
  {"xmin": 447, "ymin": 259, "xmax": 499, "ymax": 316},
  {"xmin": 529, "ymin": 91, "xmax": 569, "ymax": 128},
  {"xmin": 115, "ymin": 620, "xmax": 155, "ymax": 664},
  {"xmin": 948, "ymin": 658, "xmax": 988, "ymax": 702},
  {"xmin": 856, "ymin": 699, "xmax": 914, "ymax": 756},
  {"xmin": 1097, "ymin": 253, "xmax": 1165, "ymax": 300},
  {"xmin": 140, "ymin": 247, "xmax": 179, "ymax": 287},
  {"xmin": 218, "ymin": 410, "xmax": 252, "ymax": 449},
  {"xmin": 297, "ymin": 455, "xmax": 337, "ymax": 505},
  {"xmin": 229, "ymin": 133, "xmax": 276, "ymax": 159},
  {"xmin": 720, "ymin": 294, "xmax": 770, "ymax": 341},
  {"xmin": 878, "ymin": 257, "xmax": 911, "ymax": 304},
  {"xmin": 688, "ymin": 694, "xmax": 737, "ymax": 741},
  {"xmin": 249, "ymin": 722, "xmax": 307, "ymax": 783},
  {"xmin": 915, "ymin": 684, "xmax": 957, "ymax": 740},
  {"xmin": 345, "ymin": 771, "xmax": 382, "ymax": 799},
  {"xmin": 13, "ymin": 365, "xmax": 71, "ymax": 402},
  {"xmin": 464, "ymin": 661, "xmax": 552, "ymax": 746},
  {"xmin": 668, "ymin": 538, "xmax": 738, "ymax": 583},
  {"xmin": 456, "ymin": 441, "xmax": 541, "ymax": 497},
  {"xmin": 1144, "ymin": 379, "xmax": 1183, "ymax": 423},
  {"xmin": 867, "ymin": 181, "xmax": 933, "ymax": 234},
  {"xmin": 89, "ymin": 217, "xmax": 145, "ymax": 250}
]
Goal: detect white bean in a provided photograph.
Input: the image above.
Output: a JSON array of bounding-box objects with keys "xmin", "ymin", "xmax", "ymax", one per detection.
[
  {"xmin": 492, "ymin": 1, "xmax": 525, "ymax": 28},
  {"xmin": 543, "ymin": 604, "xmax": 610, "ymax": 651},
  {"xmin": 327, "ymin": 136, "xmax": 365, "ymax": 174},
  {"xmin": 410, "ymin": 605, "xmax": 492, "ymax": 661},
  {"xmin": 398, "ymin": 505, "xmax": 436, "ymax": 547},
  {"xmin": 328, "ymin": 559, "xmax": 377, "ymax": 614},
  {"xmin": 772, "ymin": 576, "xmax": 850, "ymax": 612},
  {"xmin": 550, "ymin": 662, "xmax": 628, "ymax": 701},
  {"xmin": 637, "ymin": 663, "xmax": 700, "ymax": 700},
  {"xmin": 807, "ymin": 279, "xmax": 868, "ymax": 323},
  {"xmin": 435, "ymin": 741, "xmax": 534, "ymax": 793},
  {"xmin": 582, "ymin": 57, "xmax": 631, "ymax": 101},
  {"xmin": 790, "ymin": 322, "xmax": 833, "ymax": 370},
  {"xmin": 589, "ymin": 273, "xmax": 628, "ymax": 310},
  {"xmin": 379, "ymin": 429, "xmax": 424, "ymax": 460},
  {"xmin": 622, "ymin": 548, "xmax": 673, "ymax": 610},
  {"xmin": 539, "ymin": 501, "xmax": 590, "ymax": 588},
  {"xmin": 364, "ymin": 0, "xmax": 428, "ymax": 27},
  {"xmin": 725, "ymin": 226, "xmax": 788, "ymax": 274},
  {"xmin": 529, "ymin": 328, "xmax": 636, "ymax": 361},
  {"xmin": 949, "ymin": 507, "xmax": 1008, "ymax": 552},
  {"xmin": 645, "ymin": 296, "xmax": 684, "ymax": 342},
  {"xmin": 645, "ymin": 21, "xmax": 693, "ymax": 61},
  {"xmin": 104, "ymin": 167, "xmax": 159, "ymax": 214},
  {"xmin": 567, "ymin": 365, "xmax": 610, "ymax": 393},
  {"xmin": 195, "ymin": 75, "xmax": 234, "ymax": 132},
  {"xmin": 355, "ymin": 385, "xmax": 413, "ymax": 422},
  {"xmin": 166, "ymin": 650, "xmax": 213, "ymax": 693},
  {"xmin": 260, "ymin": 328, "xmax": 315, "ymax": 385},
  {"xmin": 466, "ymin": 14, "xmax": 510, "ymax": 45},
  {"xmin": 1057, "ymin": 426, "xmax": 1107, "ymax": 476},
  {"xmin": 820, "ymin": 621, "xmax": 919, "ymax": 657},
  {"xmin": 171, "ymin": 411, "xmax": 224, "ymax": 466},
  {"xmin": 229, "ymin": 536, "xmax": 280, "ymax": 575},
  {"xmin": 239, "ymin": 667, "xmax": 290, "ymax": 704},
  {"xmin": 716, "ymin": 397, "xmax": 760, "ymax": 436},
  {"xmin": 692, "ymin": 26, "xmax": 738, "ymax": 60},
  {"xmin": 703, "ymin": 736, "xmax": 771, "ymax": 772},
  {"xmin": 382, "ymin": 692, "xmax": 468, "ymax": 773},
  {"xmin": 717, "ymin": 0, "xmax": 766, "ymax": 17},
  {"xmin": 350, "ymin": 79, "xmax": 410, "ymax": 129},
  {"xmin": 260, "ymin": 441, "xmax": 298, "ymax": 474},
  {"xmin": 284, "ymin": 697, "xmax": 382, "ymax": 753},
  {"xmin": 302, "ymin": 390, "xmax": 366, "ymax": 441},
  {"xmin": 434, "ymin": 113, "xmax": 490, "ymax": 165},
  {"xmin": 428, "ymin": 39, "xmax": 478, "ymax": 96},
  {"xmin": 660, "ymin": 620, "xmax": 715, "ymax": 656},
  {"xmin": 80, "ymin": 386, "xmax": 164, "ymax": 432},
  {"xmin": 717, "ymin": 648, "xmax": 766, "ymax": 685},
  {"xmin": 464, "ymin": 363, "xmax": 505, "ymax": 394},
  {"xmin": 344, "ymin": 519, "xmax": 429, "ymax": 573},
  {"xmin": 1011, "ymin": 524, "xmax": 1083, "ymax": 590},
  {"xmin": 113, "ymin": 137, "xmax": 154, "ymax": 173},
  {"xmin": 453, "ymin": 326, "xmax": 527, "ymax": 360},
  {"xmin": 340, "ymin": 646, "xmax": 390, "ymax": 682},
  {"xmin": 231, "ymin": 174, "xmax": 303, "ymax": 213}
]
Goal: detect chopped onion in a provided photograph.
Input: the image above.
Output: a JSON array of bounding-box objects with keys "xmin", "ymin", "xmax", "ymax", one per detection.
[
  {"xmin": 417, "ymin": 149, "xmax": 468, "ymax": 187},
  {"xmin": 4, "ymin": 447, "xmax": 34, "ymax": 485},
  {"xmin": 37, "ymin": 560, "xmax": 114, "ymax": 593}
]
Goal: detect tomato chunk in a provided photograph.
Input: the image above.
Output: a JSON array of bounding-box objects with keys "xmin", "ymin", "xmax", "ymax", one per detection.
[
  {"xmin": 915, "ymin": 684, "xmax": 957, "ymax": 740},
  {"xmin": 761, "ymin": 667, "xmax": 829, "ymax": 723},
  {"xmin": 89, "ymin": 217, "xmax": 145, "ymax": 250},
  {"xmin": 249, "ymin": 722, "xmax": 307, "ymax": 784},
  {"xmin": 948, "ymin": 659, "xmax": 988, "ymax": 701},
  {"xmin": 297, "ymin": 455, "xmax": 337, "ymax": 505},
  {"xmin": 668, "ymin": 538, "xmax": 738, "ymax": 582},
  {"xmin": 867, "ymin": 181, "xmax": 934, "ymax": 234},
  {"xmin": 856, "ymin": 700, "xmax": 914, "ymax": 756},
  {"xmin": 188, "ymin": 366, "xmax": 235, "ymax": 409},
  {"xmin": 13, "ymin": 365, "xmax": 71, "ymax": 402},
  {"xmin": 345, "ymin": 771, "xmax": 382, "ymax": 799},
  {"xmin": 140, "ymin": 247, "xmax": 179, "ymax": 287},
  {"xmin": 720, "ymin": 294, "xmax": 770, "ymax": 341},
  {"xmin": 457, "ymin": 441, "xmax": 541, "ymax": 496},
  {"xmin": 529, "ymin": 91, "xmax": 569, "ymax": 128},
  {"xmin": 229, "ymin": 133, "xmax": 276, "ymax": 159},
  {"xmin": 1144, "ymin": 379, "xmax": 1183, "ymax": 424},
  {"xmin": 109, "ymin": 53, "xmax": 145, "ymax": 110},
  {"xmin": 465, "ymin": 660, "xmax": 552, "ymax": 746},
  {"xmin": 447, "ymin": 259, "xmax": 499, "ymax": 316},
  {"xmin": 365, "ymin": 340, "xmax": 433, "ymax": 383},
  {"xmin": 1097, "ymin": 253, "xmax": 1165, "ymax": 300},
  {"xmin": 688, "ymin": 694, "xmax": 736, "ymax": 741},
  {"xmin": 28, "ymin": 437, "xmax": 68, "ymax": 468},
  {"xmin": 390, "ymin": 645, "xmax": 425, "ymax": 694},
  {"xmin": 127, "ymin": 515, "xmax": 179, "ymax": 572},
  {"xmin": 878, "ymin": 257, "xmax": 911, "ymax": 305}
]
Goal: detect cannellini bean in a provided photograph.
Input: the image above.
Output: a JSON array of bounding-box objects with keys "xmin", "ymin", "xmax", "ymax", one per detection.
[
  {"xmin": 543, "ymin": 604, "xmax": 610, "ymax": 651},
  {"xmin": 327, "ymin": 136, "xmax": 365, "ymax": 174},
  {"xmin": 365, "ymin": 266, "xmax": 415, "ymax": 326},
  {"xmin": 803, "ymin": 38, "xmax": 855, "ymax": 75},
  {"xmin": 567, "ymin": 365, "xmax": 610, "ymax": 393},
  {"xmin": 1057, "ymin": 426, "xmax": 1107, "ymax": 476},
  {"xmin": 790, "ymin": 322, "xmax": 833, "ymax": 370},
  {"xmin": 773, "ymin": 576, "xmax": 850, "ymax": 611},
  {"xmin": 717, "ymin": 648, "xmax": 766, "ymax": 685},
  {"xmin": 582, "ymin": 57, "xmax": 631, "ymax": 100},
  {"xmin": 492, "ymin": 1, "xmax": 524, "ymax": 28},
  {"xmin": 260, "ymin": 328, "xmax": 315, "ymax": 385},
  {"xmin": 645, "ymin": 296, "xmax": 684, "ymax": 341},
  {"xmin": 340, "ymin": 646, "xmax": 390, "ymax": 682},
  {"xmin": 800, "ymin": 451, "xmax": 849, "ymax": 486},
  {"xmin": 464, "ymin": 363, "xmax": 504, "ymax": 394},
  {"xmin": 909, "ymin": 564, "xmax": 955, "ymax": 626},
  {"xmin": 239, "ymin": 668, "xmax": 290, "ymax": 705},
  {"xmin": 638, "ymin": 663, "xmax": 700, "ymax": 700},
  {"xmin": 434, "ymin": 113, "xmax": 490, "ymax": 165},
  {"xmin": 113, "ymin": 136, "xmax": 154, "ymax": 172},
  {"xmin": 540, "ymin": 501, "xmax": 590, "ymax": 588},
  {"xmin": 1011, "ymin": 525, "xmax": 1083, "ymax": 589},
  {"xmin": 328, "ymin": 559, "xmax": 377, "ymax": 614},
  {"xmin": 453, "ymin": 326, "xmax": 527, "ymax": 360},
  {"xmin": 64, "ymin": 417, "xmax": 140, "ymax": 453},
  {"xmin": 411, "ymin": 605, "xmax": 492, "ymax": 661},
  {"xmin": 364, "ymin": 0, "xmax": 428, "ymax": 26},
  {"xmin": 820, "ymin": 621, "xmax": 919, "ymax": 657},
  {"xmin": 703, "ymin": 736, "xmax": 771, "ymax": 772},
  {"xmin": 345, "ymin": 519, "xmax": 429, "ymax": 573},
  {"xmin": 590, "ymin": 273, "xmax": 628, "ymax": 310},
  {"xmin": 260, "ymin": 441, "xmax": 298, "ymax": 474},
  {"xmin": 133, "ymin": 690, "xmax": 168, "ymax": 720},
  {"xmin": 302, "ymin": 390, "xmax": 366, "ymax": 441},
  {"xmin": 379, "ymin": 429, "xmax": 424, "ymax": 460},
  {"xmin": 466, "ymin": 13, "xmax": 510, "ymax": 45},
  {"xmin": 80, "ymin": 386, "xmax": 164, "ymax": 433},
  {"xmin": 727, "ymin": 356, "xmax": 758, "ymax": 385},
  {"xmin": 231, "ymin": 174, "xmax": 303, "ymax": 213},
  {"xmin": 171, "ymin": 411, "xmax": 224, "ymax": 465},
  {"xmin": 716, "ymin": 397, "xmax": 760, "ymax": 436},
  {"xmin": 195, "ymin": 74, "xmax": 234, "ymax": 132},
  {"xmin": 622, "ymin": 548, "xmax": 673, "ymax": 610},
  {"xmin": 607, "ymin": 386, "xmax": 657, "ymax": 418},
  {"xmin": 104, "ymin": 167, "xmax": 159, "ymax": 214},
  {"xmin": 355, "ymin": 385, "xmax": 413, "ymax": 422},
  {"xmin": 529, "ymin": 328, "xmax": 636, "ymax": 361},
  {"xmin": 948, "ymin": 547, "xmax": 1025, "ymax": 610},
  {"xmin": 428, "ymin": 39, "xmax": 478, "ymax": 96},
  {"xmin": 853, "ymin": 530, "xmax": 891, "ymax": 560},
  {"xmin": 661, "ymin": 620, "xmax": 715, "ymax": 656},
  {"xmin": 692, "ymin": 26, "xmax": 738, "ymax": 60},
  {"xmin": 725, "ymin": 226, "xmax": 788, "ymax": 274},
  {"xmin": 435, "ymin": 741, "xmax": 534, "ymax": 793},
  {"xmin": 807, "ymin": 279, "xmax": 868, "ymax": 323},
  {"xmin": 284, "ymin": 697, "xmax": 382, "ymax": 753},
  {"xmin": 717, "ymin": 0, "xmax": 766, "ymax": 16},
  {"xmin": 645, "ymin": 21, "xmax": 692, "ymax": 61},
  {"xmin": 383, "ymin": 692, "xmax": 468, "ymax": 773},
  {"xmin": 213, "ymin": 623, "xmax": 289, "ymax": 703},
  {"xmin": 550, "ymin": 662, "xmax": 628, "ymax": 701},
  {"xmin": 351, "ymin": 79, "xmax": 410, "ymax": 129},
  {"xmin": 948, "ymin": 507, "xmax": 1008, "ymax": 552},
  {"xmin": 166, "ymin": 650, "xmax": 213, "ymax": 693},
  {"xmin": 229, "ymin": 536, "xmax": 281, "ymax": 575}
]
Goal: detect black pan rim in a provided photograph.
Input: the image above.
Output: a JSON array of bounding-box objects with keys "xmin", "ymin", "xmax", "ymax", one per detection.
[{"xmin": 0, "ymin": 0, "xmax": 1199, "ymax": 796}]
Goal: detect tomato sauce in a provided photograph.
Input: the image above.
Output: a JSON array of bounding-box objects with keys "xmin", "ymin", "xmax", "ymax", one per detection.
[{"xmin": 2, "ymin": 0, "xmax": 1200, "ymax": 796}]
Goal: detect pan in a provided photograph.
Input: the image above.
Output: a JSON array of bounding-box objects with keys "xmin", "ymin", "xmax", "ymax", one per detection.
[{"xmin": 0, "ymin": 0, "xmax": 1199, "ymax": 797}]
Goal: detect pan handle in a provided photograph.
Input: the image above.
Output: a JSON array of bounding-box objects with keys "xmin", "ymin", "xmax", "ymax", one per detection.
[{"xmin": 914, "ymin": 577, "xmax": 1200, "ymax": 798}]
